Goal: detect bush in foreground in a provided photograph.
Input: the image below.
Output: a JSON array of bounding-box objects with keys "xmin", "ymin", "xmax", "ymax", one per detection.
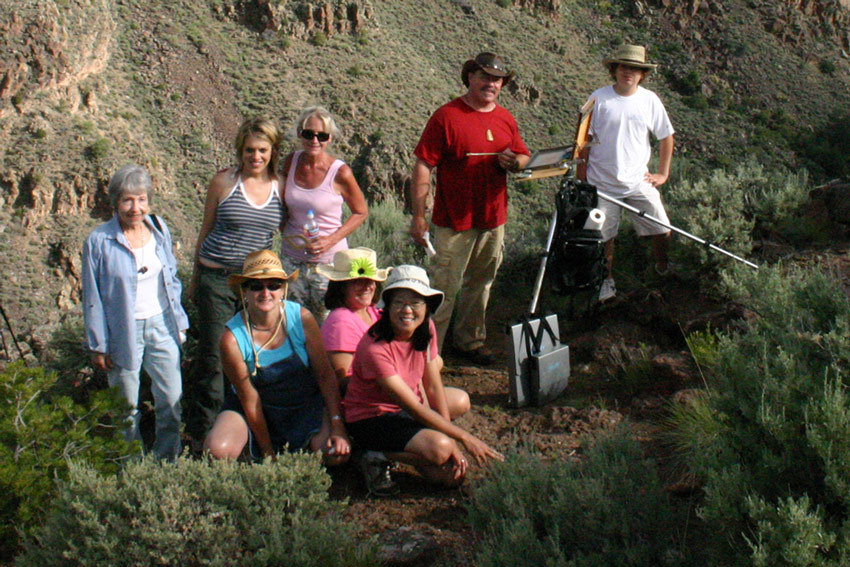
[
  {"xmin": 673, "ymin": 263, "xmax": 850, "ymax": 565},
  {"xmin": 18, "ymin": 453, "xmax": 375, "ymax": 566},
  {"xmin": 0, "ymin": 361, "xmax": 133, "ymax": 559},
  {"xmin": 467, "ymin": 425, "xmax": 675, "ymax": 566}
]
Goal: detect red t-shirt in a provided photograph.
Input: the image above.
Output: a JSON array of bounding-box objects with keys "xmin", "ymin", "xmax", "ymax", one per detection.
[
  {"xmin": 343, "ymin": 319, "xmax": 439, "ymax": 423},
  {"xmin": 414, "ymin": 98, "xmax": 529, "ymax": 231}
]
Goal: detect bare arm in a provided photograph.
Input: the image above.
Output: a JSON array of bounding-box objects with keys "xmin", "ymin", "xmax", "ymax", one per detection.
[
  {"xmin": 497, "ymin": 148, "xmax": 530, "ymax": 172},
  {"xmin": 409, "ymin": 158, "xmax": 434, "ymax": 245},
  {"xmin": 377, "ymin": 371, "xmax": 503, "ymax": 465},
  {"xmin": 645, "ymin": 134, "xmax": 674, "ymax": 187},
  {"xmin": 278, "ymin": 153, "xmax": 294, "ymax": 231},
  {"xmin": 313, "ymin": 164, "xmax": 367, "ymax": 252},
  {"xmin": 221, "ymin": 329, "xmax": 275, "ymax": 457},
  {"xmin": 327, "ymin": 351, "xmax": 354, "ymax": 386},
  {"xmin": 422, "ymin": 355, "xmax": 450, "ymax": 421},
  {"xmin": 189, "ymin": 170, "xmax": 233, "ymax": 298},
  {"xmin": 301, "ymin": 308, "xmax": 350, "ymax": 455}
]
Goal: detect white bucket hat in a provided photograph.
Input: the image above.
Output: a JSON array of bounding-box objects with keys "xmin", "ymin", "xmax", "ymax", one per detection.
[
  {"xmin": 315, "ymin": 247, "xmax": 390, "ymax": 282},
  {"xmin": 378, "ymin": 265, "xmax": 444, "ymax": 312}
]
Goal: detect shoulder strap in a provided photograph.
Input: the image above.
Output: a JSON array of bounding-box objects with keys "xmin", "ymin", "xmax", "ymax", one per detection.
[{"xmin": 149, "ymin": 213, "xmax": 163, "ymax": 234}]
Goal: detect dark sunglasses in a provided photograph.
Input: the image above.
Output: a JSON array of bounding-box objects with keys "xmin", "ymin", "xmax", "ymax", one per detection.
[
  {"xmin": 244, "ymin": 280, "xmax": 284, "ymax": 292},
  {"xmin": 300, "ymin": 129, "xmax": 330, "ymax": 142}
]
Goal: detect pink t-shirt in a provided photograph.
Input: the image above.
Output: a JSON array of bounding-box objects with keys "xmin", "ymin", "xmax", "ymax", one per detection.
[
  {"xmin": 343, "ymin": 319, "xmax": 438, "ymax": 423},
  {"xmin": 321, "ymin": 305, "xmax": 380, "ymax": 376}
]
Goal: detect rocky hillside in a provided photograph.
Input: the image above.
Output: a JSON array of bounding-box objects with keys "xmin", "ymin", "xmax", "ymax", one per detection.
[{"xmin": 1, "ymin": 0, "xmax": 849, "ymax": 356}]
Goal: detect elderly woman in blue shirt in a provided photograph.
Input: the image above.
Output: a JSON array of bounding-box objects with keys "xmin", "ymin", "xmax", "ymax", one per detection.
[{"xmin": 82, "ymin": 164, "xmax": 189, "ymax": 460}]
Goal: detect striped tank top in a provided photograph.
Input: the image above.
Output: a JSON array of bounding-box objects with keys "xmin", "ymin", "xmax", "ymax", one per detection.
[{"xmin": 199, "ymin": 176, "xmax": 283, "ymax": 269}]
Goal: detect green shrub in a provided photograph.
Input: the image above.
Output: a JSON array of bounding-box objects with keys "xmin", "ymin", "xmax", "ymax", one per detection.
[
  {"xmin": 0, "ymin": 362, "xmax": 133, "ymax": 559},
  {"xmin": 311, "ymin": 31, "xmax": 327, "ymax": 46},
  {"xmin": 675, "ymin": 264, "xmax": 850, "ymax": 565},
  {"xmin": 87, "ymin": 137, "xmax": 112, "ymax": 161},
  {"xmin": 665, "ymin": 161, "xmax": 754, "ymax": 269},
  {"xmin": 796, "ymin": 112, "xmax": 850, "ymax": 182},
  {"xmin": 348, "ymin": 195, "xmax": 421, "ymax": 266},
  {"xmin": 818, "ymin": 59, "xmax": 837, "ymax": 75},
  {"xmin": 18, "ymin": 454, "xmax": 376, "ymax": 566},
  {"xmin": 468, "ymin": 425, "xmax": 674, "ymax": 566}
]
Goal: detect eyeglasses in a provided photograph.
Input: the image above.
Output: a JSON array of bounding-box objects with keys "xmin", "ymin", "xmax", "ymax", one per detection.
[
  {"xmin": 245, "ymin": 280, "xmax": 284, "ymax": 292},
  {"xmin": 390, "ymin": 299, "xmax": 426, "ymax": 311},
  {"xmin": 300, "ymin": 129, "xmax": 330, "ymax": 142}
]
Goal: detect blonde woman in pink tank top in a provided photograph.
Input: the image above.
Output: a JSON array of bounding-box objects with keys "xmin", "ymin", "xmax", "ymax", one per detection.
[{"xmin": 280, "ymin": 106, "xmax": 368, "ymax": 320}]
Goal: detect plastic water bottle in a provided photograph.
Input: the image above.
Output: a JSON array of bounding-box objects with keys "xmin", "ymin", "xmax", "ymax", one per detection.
[{"xmin": 303, "ymin": 209, "xmax": 320, "ymax": 254}]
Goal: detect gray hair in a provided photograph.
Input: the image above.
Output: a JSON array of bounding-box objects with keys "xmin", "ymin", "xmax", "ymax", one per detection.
[
  {"xmin": 291, "ymin": 106, "xmax": 341, "ymax": 141},
  {"xmin": 108, "ymin": 164, "xmax": 153, "ymax": 210}
]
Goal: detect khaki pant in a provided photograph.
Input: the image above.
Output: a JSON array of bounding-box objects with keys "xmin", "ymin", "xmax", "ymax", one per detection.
[{"xmin": 430, "ymin": 224, "xmax": 504, "ymax": 351}]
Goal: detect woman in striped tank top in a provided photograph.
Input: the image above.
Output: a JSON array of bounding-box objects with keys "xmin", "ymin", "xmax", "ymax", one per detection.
[
  {"xmin": 280, "ymin": 106, "xmax": 368, "ymax": 321},
  {"xmin": 185, "ymin": 117, "xmax": 284, "ymax": 442}
]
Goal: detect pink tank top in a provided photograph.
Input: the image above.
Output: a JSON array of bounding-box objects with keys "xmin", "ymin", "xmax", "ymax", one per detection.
[{"xmin": 280, "ymin": 151, "xmax": 348, "ymax": 263}]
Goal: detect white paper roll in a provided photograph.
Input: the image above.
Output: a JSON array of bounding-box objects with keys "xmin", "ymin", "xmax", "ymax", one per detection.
[
  {"xmin": 422, "ymin": 231, "xmax": 437, "ymax": 257},
  {"xmin": 583, "ymin": 208, "xmax": 606, "ymax": 231}
]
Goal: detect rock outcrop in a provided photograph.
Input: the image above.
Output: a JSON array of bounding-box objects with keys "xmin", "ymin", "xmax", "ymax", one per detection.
[{"xmin": 0, "ymin": 0, "xmax": 114, "ymax": 117}]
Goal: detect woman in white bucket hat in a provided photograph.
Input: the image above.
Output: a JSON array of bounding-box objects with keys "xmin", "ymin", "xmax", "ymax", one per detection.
[{"xmin": 343, "ymin": 265, "xmax": 503, "ymax": 495}]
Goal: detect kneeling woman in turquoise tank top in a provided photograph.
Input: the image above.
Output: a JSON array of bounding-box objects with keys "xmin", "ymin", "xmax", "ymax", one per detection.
[{"xmin": 204, "ymin": 250, "xmax": 350, "ymax": 464}]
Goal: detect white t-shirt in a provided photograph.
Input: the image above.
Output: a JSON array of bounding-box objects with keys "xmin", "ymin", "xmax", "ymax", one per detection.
[
  {"xmin": 585, "ymin": 85, "xmax": 674, "ymax": 196},
  {"xmin": 132, "ymin": 235, "xmax": 166, "ymax": 320}
]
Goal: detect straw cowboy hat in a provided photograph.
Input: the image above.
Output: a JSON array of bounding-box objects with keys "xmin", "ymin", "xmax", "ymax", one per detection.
[
  {"xmin": 228, "ymin": 249, "xmax": 298, "ymax": 294},
  {"xmin": 602, "ymin": 44, "xmax": 658, "ymax": 73},
  {"xmin": 315, "ymin": 247, "xmax": 391, "ymax": 282},
  {"xmin": 378, "ymin": 265, "xmax": 444, "ymax": 313}
]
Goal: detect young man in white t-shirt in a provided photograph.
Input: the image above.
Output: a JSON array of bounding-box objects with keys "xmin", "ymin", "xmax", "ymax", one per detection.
[{"xmin": 582, "ymin": 44, "xmax": 675, "ymax": 302}]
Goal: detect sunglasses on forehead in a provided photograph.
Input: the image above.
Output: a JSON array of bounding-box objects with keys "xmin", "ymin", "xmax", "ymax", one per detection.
[
  {"xmin": 244, "ymin": 280, "xmax": 284, "ymax": 292},
  {"xmin": 300, "ymin": 129, "xmax": 330, "ymax": 142}
]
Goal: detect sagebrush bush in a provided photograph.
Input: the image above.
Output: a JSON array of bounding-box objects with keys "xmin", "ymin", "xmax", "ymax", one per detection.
[
  {"xmin": 664, "ymin": 161, "xmax": 754, "ymax": 269},
  {"xmin": 673, "ymin": 263, "xmax": 850, "ymax": 565},
  {"xmin": 18, "ymin": 454, "xmax": 376, "ymax": 566},
  {"xmin": 0, "ymin": 361, "xmax": 133, "ymax": 559},
  {"xmin": 468, "ymin": 425, "xmax": 675, "ymax": 566},
  {"xmin": 665, "ymin": 158, "xmax": 808, "ymax": 268},
  {"xmin": 348, "ymin": 195, "xmax": 423, "ymax": 266}
]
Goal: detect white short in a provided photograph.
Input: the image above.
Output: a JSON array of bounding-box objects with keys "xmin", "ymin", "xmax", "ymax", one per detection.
[{"xmin": 596, "ymin": 184, "xmax": 670, "ymax": 242}]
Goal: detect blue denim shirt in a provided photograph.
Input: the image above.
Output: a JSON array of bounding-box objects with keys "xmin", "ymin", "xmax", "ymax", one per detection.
[{"xmin": 82, "ymin": 214, "xmax": 189, "ymax": 370}]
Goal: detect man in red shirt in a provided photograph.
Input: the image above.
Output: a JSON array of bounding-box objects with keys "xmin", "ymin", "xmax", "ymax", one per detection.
[{"xmin": 410, "ymin": 52, "xmax": 530, "ymax": 365}]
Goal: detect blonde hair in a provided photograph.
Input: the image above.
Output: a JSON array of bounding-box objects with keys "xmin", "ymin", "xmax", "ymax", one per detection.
[
  {"xmin": 234, "ymin": 117, "xmax": 282, "ymax": 174},
  {"xmin": 292, "ymin": 106, "xmax": 341, "ymax": 141}
]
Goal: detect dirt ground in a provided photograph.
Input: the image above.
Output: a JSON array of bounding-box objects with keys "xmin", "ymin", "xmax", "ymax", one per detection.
[{"xmin": 324, "ymin": 263, "xmax": 743, "ymax": 566}]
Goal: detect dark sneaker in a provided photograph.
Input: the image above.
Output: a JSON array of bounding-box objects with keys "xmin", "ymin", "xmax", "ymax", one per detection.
[
  {"xmin": 455, "ymin": 346, "xmax": 496, "ymax": 366},
  {"xmin": 359, "ymin": 451, "xmax": 398, "ymax": 497}
]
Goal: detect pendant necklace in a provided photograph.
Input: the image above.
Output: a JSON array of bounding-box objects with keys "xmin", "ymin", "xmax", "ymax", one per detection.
[
  {"xmin": 464, "ymin": 95, "xmax": 495, "ymax": 142},
  {"xmin": 127, "ymin": 228, "xmax": 149, "ymax": 274},
  {"xmin": 246, "ymin": 304, "xmax": 286, "ymax": 377}
]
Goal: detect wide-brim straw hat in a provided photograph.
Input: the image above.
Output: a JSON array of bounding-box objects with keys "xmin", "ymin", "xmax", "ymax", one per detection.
[
  {"xmin": 228, "ymin": 249, "xmax": 298, "ymax": 294},
  {"xmin": 602, "ymin": 44, "xmax": 657, "ymax": 73},
  {"xmin": 315, "ymin": 247, "xmax": 390, "ymax": 282},
  {"xmin": 378, "ymin": 265, "xmax": 444, "ymax": 313}
]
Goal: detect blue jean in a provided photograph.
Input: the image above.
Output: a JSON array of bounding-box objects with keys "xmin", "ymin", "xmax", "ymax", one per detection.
[{"xmin": 108, "ymin": 312, "xmax": 182, "ymax": 460}]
